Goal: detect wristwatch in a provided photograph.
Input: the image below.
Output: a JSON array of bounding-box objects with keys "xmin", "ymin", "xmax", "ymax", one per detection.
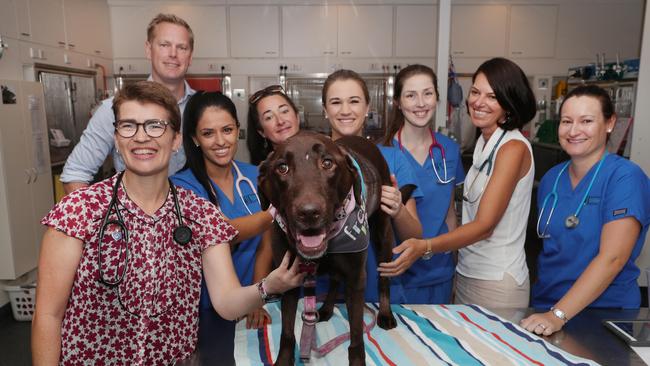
[
  {"xmin": 422, "ymin": 239, "xmax": 434, "ymax": 260},
  {"xmin": 257, "ymin": 278, "xmax": 281, "ymax": 303},
  {"xmin": 551, "ymin": 306, "xmax": 568, "ymax": 323}
]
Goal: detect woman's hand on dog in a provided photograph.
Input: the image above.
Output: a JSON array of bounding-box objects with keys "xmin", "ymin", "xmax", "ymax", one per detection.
[
  {"xmin": 264, "ymin": 251, "xmax": 306, "ymax": 295},
  {"xmin": 377, "ymin": 238, "xmax": 424, "ymax": 276},
  {"xmin": 245, "ymin": 308, "xmax": 272, "ymax": 329},
  {"xmin": 381, "ymin": 175, "xmax": 403, "ymax": 217}
]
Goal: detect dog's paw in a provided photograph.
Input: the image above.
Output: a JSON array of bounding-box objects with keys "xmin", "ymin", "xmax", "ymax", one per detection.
[{"xmin": 377, "ymin": 313, "xmax": 397, "ymax": 330}]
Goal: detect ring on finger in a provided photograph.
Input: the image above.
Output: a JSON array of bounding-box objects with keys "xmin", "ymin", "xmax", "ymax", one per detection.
[{"xmin": 537, "ymin": 324, "xmax": 546, "ymax": 329}]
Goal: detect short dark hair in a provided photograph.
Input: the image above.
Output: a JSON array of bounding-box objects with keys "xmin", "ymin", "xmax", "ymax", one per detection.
[
  {"xmin": 383, "ymin": 64, "xmax": 439, "ymax": 146},
  {"xmin": 182, "ymin": 91, "xmax": 239, "ymax": 206},
  {"xmin": 560, "ymin": 84, "xmax": 615, "ymax": 120},
  {"xmin": 112, "ymin": 81, "xmax": 181, "ymax": 132},
  {"xmin": 322, "ymin": 69, "xmax": 370, "ymax": 106},
  {"xmin": 471, "ymin": 58, "xmax": 537, "ymax": 130},
  {"xmin": 147, "ymin": 13, "xmax": 194, "ymax": 50},
  {"xmin": 246, "ymin": 88, "xmax": 299, "ymax": 165}
]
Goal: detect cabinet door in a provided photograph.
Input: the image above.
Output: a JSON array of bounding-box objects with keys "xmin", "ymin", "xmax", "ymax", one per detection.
[
  {"xmin": 396, "ymin": 5, "xmax": 437, "ymax": 58},
  {"xmin": 451, "ymin": 5, "xmax": 507, "ymax": 58},
  {"xmin": 64, "ymin": 0, "xmax": 113, "ymax": 57},
  {"xmin": 283, "ymin": 6, "xmax": 337, "ymax": 57},
  {"xmin": 0, "ymin": 82, "xmax": 36, "ymax": 279},
  {"xmin": 509, "ymin": 5, "xmax": 557, "ymax": 58},
  {"xmin": 230, "ymin": 6, "xmax": 279, "ymax": 58},
  {"xmin": 15, "ymin": 0, "xmax": 31, "ymax": 39},
  {"xmin": 0, "ymin": 0, "xmax": 18, "ymax": 38},
  {"xmin": 338, "ymin": 6, "xmax": 393, "ymax": 58},
  {"xmin": 155, "ymin": 5, "xmax": 227, "ymax": 58},
  {"xmin": 556, "ymin": 2, "xmax": 643, "ymax": 60},
  {"xmin": 110, "ymin": 5, "xmax": 154, "ymax": 58},
  {"xmin": 29, "ymin": 0, "xmax": 66, "ymax": 48}
]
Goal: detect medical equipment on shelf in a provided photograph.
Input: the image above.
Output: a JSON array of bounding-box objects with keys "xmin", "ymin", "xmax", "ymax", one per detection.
[
  {"xmin": 536, "ymin": 153, "xmax": 607, "ymax": 238},
  {"xmin": 462, "ymin": 130, "xmax": 507, "ymax": 203},
  {"xmin": 98, "ymin": 172, "xmax": 192, "ymax": 286},
  {"xmin": 397, "ymin": 128, "xmax": 454, "ymax": 184}
]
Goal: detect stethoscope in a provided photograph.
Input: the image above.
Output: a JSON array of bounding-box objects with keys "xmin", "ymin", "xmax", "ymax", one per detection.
[
  {"xmin": 214, "ymin": 161, "xmax": 261, "ymax": 215},
  {"xmin": 397, "ymin": 127, "xmax": 453, "ymax": 184},
  {"xmin": 98, "ymin": 171, "xmax": 192, "ymax": 286},
  {"xmin": 536, "ymin": 153, "xmax": 607, "ymax": 238},
  {"xmin": 462, "ymin": 129, "xmax": 507, "ymax": 203}
]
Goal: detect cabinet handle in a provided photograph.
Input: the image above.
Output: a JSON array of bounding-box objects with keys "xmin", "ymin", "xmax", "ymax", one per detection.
[
  {"xmin": 322, "ymin": 51, "xmax": 334, "ymax": 55},
  {"xmin": 68, "ymin": 43, "xmax": 75, "ymax": 48},
  {"xmin": 265, "ymin": 51, "xmax": 277, "ymax": 55},
  {"xmin": 21, "ymin": 32, "xmax": 30, "ymax": 37},
  {"xmin": 57, "ymin": 41, "xmax": 65, "ymax": 47},
  {"xmin": 32, "ymin": 168, "xmax": 38, "ymax": 183},
  {"xmin": 94, "ymin": 50, "xmax": 101, "ymax": 55},
  {"xmin": 452, "ymin": 51, "xmax": 464, "ymax": 55},
  {"xmin": 25, "ymin": 169, "xmax": 32, "ymax": 184},
  {"xmin": 341, "ymin": 51, "xmax": 351, "ymax": 55},
  {"xmin": 511, "ymin": 51, "xmax": 523, "ymax": 55}
]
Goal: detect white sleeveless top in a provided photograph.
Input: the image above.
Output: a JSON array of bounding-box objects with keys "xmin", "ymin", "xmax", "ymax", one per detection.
[{"xmin": 457, "ymin": 127, "xmax": 533, "ymax": 285}]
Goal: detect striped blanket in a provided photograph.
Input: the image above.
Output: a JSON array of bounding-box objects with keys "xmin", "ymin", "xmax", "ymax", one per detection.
[{"xmin": 234, "ymin": 302, "xmax": 600, "ymax": 365}]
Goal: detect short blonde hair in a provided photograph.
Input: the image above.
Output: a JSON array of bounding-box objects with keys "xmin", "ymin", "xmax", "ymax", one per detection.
[{"xmin": 147, "ymin": 13, "xmax": 194, "ymax": 50}]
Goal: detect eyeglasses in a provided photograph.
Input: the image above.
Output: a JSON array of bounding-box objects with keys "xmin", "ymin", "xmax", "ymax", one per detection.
[
  {"xmin": 114, "ymin": 119, "xmax": 170, "ymax": 138},
  {"xmin": 249, "ymin": 85, "xmax": 285, "ymax": 104}
]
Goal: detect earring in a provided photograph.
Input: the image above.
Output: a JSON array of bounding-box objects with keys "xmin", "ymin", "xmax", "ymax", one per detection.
[
  {"xmin": 607, "ymin": 129, "xmax": 612, "ymax": 133},
  {"xmin": 263, "ymin": 138, "xmax": 269, "ymax": 150}
]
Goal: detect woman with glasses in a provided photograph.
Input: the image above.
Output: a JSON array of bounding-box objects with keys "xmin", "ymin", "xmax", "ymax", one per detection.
[
  {"xmin": 379, "ymin": 58, "xmax": 536, "ymax": 308},
  {"xmin": 321, "ymin": 69, "xmax": 423, "ymax": 303},
  {"xmin": 247, "ymin": 85, "xmax": 301, "ymax": 165},
  {"xmin": 379, "ymin": 64, "xmax": 465, "ymax": 304},
  {"xmin": 172, "ymin": 91, "xmax": 276, "ymax": 329},
  {"xmin": 520, "ymin": 85, "xmax": 650, "ymax": 336},
  {"xmin": 32, "ymin": 82, "xmax": 304, "ymax": 365}
]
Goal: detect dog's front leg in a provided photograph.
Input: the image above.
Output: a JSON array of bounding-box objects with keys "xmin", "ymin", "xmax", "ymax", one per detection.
[
  {"xmin": 344, "ymin": 262, "xmax": 367, "ymax": 366},
  {"xmin": 371, "ymin": 213, "xmax": 398, "ymax": 330},
  {"xmin": 275, "ymin": 287, "xmax": 299, "ymax": 366}
]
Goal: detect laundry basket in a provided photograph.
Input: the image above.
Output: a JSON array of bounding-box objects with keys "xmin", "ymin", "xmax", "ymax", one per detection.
[{"xmin": 4, "ymin": 284, "xmax": 36, "ymax": 321}]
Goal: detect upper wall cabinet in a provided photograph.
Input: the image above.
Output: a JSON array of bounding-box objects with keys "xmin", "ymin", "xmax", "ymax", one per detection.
[
  {"xmin": 157, "ymin": 5, "xmax": 227, "ymax": 58},
  {"xmin": 451, "ymin": 5, "xmax": 507, "ymax": 58},
  {"xmin": 395, "ymin": 5, "xmax": 437, "ymax": 58},
  {"xmin": 338, "ymin": 6, "xmax": 393, "ymax": 58},
  {"xmin": 508, "ymin": 5, "xmax": 557, "ymax": 58},
  {"xmin": 64, "ymin": 0, "xmax": 113, "ymax": 58},
  {"xmin": 556, "ymin": 2, "xmax": 643, "ymax": 60},
  {"xmin": 282, "ymin": 6, "xmax": 337, "ymax": 58},
  {"xmin": 28, "ymin": 0, "xmax": 66, "ymax": 48},
  {"xmin": 230, "ymin": 6, "xmax": 279, "ymax": 58},
  {"xmin": 111, "ymin": 5, "xmax": 227, "ymax": 59},
  {"xmin": 0, "ymin": 0, "xmax": 19, "ymax": 38}
]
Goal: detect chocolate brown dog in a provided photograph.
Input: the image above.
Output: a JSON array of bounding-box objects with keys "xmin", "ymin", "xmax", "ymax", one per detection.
[{"xmin": 258, "ymin": 131, "xmax": 413, "ymax": 366}]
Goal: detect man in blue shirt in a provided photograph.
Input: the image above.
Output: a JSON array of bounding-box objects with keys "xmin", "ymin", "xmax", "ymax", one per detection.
[{"xmin": 61, "ymin": 13, "xmax": 196, "ymax": 194}]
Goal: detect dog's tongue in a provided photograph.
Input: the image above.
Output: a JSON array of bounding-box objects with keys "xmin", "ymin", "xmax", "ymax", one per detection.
[{"xmin": 297, "ymin": 233, "xmax": 326, "ymax": 248}]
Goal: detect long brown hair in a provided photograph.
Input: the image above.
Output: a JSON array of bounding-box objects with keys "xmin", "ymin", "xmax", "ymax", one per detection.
[{"xmin": 382, "ymin": 64, "xmax": 439, "ymax": 146}]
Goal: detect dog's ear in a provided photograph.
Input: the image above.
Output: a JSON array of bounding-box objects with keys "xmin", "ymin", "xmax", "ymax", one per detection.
[
  {"xmin": 337, "ymin": 145, "xmax": 362, "ymax": 204},
  {"xmin": 257, "ymin": 151, "xmax": 274, "ymax": 210},
  {"xmin": 399, "ymin": 184, "xmax": 416, "ymax": 204}
]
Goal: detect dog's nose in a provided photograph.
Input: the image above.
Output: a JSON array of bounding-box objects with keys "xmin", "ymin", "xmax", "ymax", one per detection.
[{"xmin": 297, "ymin": 203, "xmax": 321, "ymax": 223}]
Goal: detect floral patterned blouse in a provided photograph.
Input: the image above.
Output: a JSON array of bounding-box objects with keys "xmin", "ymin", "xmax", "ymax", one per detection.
[{"xmin": 41, "ymin": 174, "xmax": 237, "ymax": 365}]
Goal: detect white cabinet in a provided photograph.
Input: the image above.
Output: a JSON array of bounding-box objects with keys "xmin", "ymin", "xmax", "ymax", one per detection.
[
  {"xmin": 282, "ymin": 6, "xmax": 337, "ymax": 58},
  {"xmin": 230, "ymin": 6, "xmax": 279, "ymax": 58},
  {"xmin": 15, "ymin": 0, "xmax": 31, "ymax": 40},
  {"xmin": 556, "ymin": 2, "xmax": 643, "ymax": 60},
  {"xmin": 395, "ymin": 5, "xmax": 437, "ymax": 58},
  {"xmin": 28, "ymin": 0, "xmax": 67, "ymax": 48},
  {"xmin": 451, "ymin": 5, "xmax": 507, "ymax": 58},
  {"xmin": 0, "ymin": 80, "xmax": 53, "ymax": 279},
  {"xmin": 63, "ymin": 0, "xmax": 113, "ymax": 57},
  {"xmin": 338, "ymin": 6, "xmax": 393, "ymax": 58},
  {"xmin": 0, "ymin": 0, "xmax": 19, "ymax": 39},
  {"xmin": 155, "ymin": 5, "xmax": 227, "ymax": 58},
  {"xmin": 509, "ymin": 5, "xmax": 557, "ymax": 58},
  {"xmin": 110, "ymin": 5, "xmax": 153, "ymax": 59}
]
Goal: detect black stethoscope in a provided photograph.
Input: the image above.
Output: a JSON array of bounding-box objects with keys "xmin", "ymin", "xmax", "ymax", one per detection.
[
  {"xmin": 397, "ymin": 127, "xmax": 453, "ymax": 184},
  {"xmin": 98, "ymin": 172, "xmax": 192, "ymax": 286},
  {"xmin": 462, "ymin": 129, "xmax": 507, "ymax": 203}
]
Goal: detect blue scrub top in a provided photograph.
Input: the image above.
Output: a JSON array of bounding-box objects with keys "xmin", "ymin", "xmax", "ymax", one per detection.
[
  {"xmin": 171, "ymin": 161, "xmax": 262, "ymax": 309},
  {"xmin": 532, "ymin": 154, "xmax": 650, "ymax": 309},
  {"xmin": 391, "ymin": 133, "xmax": 466, "ymax": 288}
]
